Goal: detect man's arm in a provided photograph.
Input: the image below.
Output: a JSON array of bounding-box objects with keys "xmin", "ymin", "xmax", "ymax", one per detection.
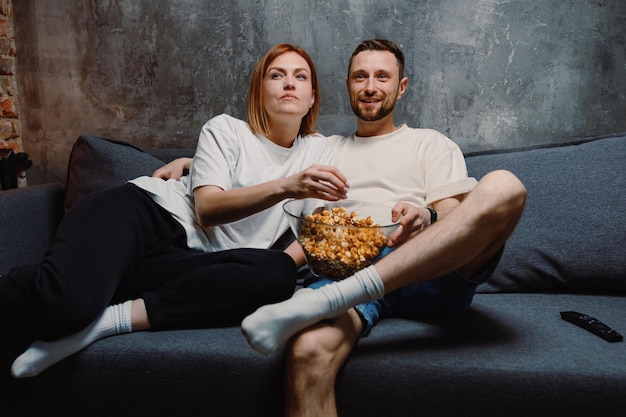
[
  {"xmin": 431, "ymin": 193, "xmax": 466, "ymax": 220},
  {"xmin": 388, "ymin": 194, "xmax": 465, "ymax": 246},
  {"xmin": 152, "ymin": 157, "xmax": 193, "ymax": 180}
]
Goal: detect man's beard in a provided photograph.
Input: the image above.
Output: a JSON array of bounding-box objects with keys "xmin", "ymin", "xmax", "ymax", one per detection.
[{"xmin": 351, "ymin": 96, "xmax": 396, "ymax": 121}]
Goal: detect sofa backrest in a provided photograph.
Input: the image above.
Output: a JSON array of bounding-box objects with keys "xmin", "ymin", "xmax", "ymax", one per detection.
[
  {"xmin": 466, "ymin": 134, "xmax": 626, "ymax": 294},
  {"xmin": 0, "ymin": 183, "xmax": 66, "ymax": 275},
  {"xmin": 56, "ymin": 133, "xmax": 626, "ymax": 294}
]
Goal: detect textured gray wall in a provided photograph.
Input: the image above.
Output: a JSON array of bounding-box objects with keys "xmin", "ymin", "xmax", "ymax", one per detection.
[{"xmin": 14, "ymin": 0, "xmax": 626, "ymax": 184}]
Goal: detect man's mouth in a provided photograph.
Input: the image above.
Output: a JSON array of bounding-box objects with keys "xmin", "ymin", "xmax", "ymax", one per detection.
[{"xmin": 359, "ymin": 95, "xmax": 382, "ymax": 103}]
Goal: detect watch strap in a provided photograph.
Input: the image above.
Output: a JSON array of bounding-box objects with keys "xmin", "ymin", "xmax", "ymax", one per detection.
[{"xmin": 426, "ymin": 207, "xmax": 437, "ymax": 224}]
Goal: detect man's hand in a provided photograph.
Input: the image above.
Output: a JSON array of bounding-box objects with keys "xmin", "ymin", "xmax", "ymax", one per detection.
[
  {"xmin": 152, "ymin": 157, "xmax": 192, "ymax": 180},
  {"xmin": 387, "ymin": 202, "xmax": 430, "ymax": 246},
  {"xmin": 387, "ymin": 195, "xmax": 466, "ymax": 246}
]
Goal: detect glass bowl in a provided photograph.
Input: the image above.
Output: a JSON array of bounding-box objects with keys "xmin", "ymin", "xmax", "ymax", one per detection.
[{"xmin": 283, "ymin": 199, "xmax": 400, "ymax": 279}]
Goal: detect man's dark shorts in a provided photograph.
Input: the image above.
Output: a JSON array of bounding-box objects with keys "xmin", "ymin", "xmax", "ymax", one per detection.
[{"xmin": 305, "ymin": 247, "xmax": 503, "ymax": 336}]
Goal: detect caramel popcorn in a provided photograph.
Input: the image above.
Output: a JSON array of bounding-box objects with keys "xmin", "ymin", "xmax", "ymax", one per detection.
[{"xmin": 299, "ymin": 206, "xmax": 388, "ymax": 279}]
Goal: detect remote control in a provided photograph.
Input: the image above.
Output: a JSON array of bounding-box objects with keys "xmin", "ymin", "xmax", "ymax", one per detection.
[{"xmin": 560, "ymin": 311, "xmax": 623, "ymax": 342}]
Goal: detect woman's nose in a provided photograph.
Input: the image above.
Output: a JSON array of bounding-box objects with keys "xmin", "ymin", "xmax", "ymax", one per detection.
[{"xmin": 284, "ymin": 76, "xmax": 295, "ymax": 89}]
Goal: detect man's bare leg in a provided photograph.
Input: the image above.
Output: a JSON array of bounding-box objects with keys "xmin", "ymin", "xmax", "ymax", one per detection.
[
  {"xmin": 285, "ymin": 309, "xmax": 362, "ymax": 417},
  {"xmin": 376, "ymin": 169, "xmax": 526, "ymax": 292},
  {"xmin": 241, "ymin": 170, "xmax": 527, "ymax": 354}
]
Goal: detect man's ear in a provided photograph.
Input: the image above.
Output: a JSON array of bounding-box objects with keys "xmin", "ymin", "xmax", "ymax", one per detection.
[{"xmin": 397, "ymin": 77, "xmax": 408, "ymax": 99}]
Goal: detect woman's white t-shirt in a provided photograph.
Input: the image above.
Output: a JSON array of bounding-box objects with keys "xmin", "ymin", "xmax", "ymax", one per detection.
[{"xmin": 131, "ymin": 114, "xmax": 333, "ymax": 252}]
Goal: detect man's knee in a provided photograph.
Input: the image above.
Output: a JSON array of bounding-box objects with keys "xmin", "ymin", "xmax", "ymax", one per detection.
[
  {"xmin": 288, "ymin": 330, "xmax": 334, "ymax": 372},
  {"xmin": 485, "ymin": 170, "xmax": 526, "ymax": 201},
  {"xmin": 478, "ymin": 170, "xmax": 527, "ymax": 222}
]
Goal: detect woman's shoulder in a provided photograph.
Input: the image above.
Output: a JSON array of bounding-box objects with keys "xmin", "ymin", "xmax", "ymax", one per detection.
[
  {"xmin": 205, "ymin": 113, "xmax": 247, "ymax": 128},
  {"xmin": 298, "ymin": 132, "xmax": 332, "ymax": 148}
]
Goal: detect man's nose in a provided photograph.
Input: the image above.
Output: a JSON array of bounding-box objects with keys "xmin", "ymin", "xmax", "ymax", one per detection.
[{"xmin": 364, "ymin": 77, "xmax": 376, "ymax": 93}]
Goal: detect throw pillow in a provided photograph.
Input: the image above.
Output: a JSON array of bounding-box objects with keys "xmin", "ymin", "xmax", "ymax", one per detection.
[{"xmin": 64, "ymin": 135, "xmax": 166, "ymax": 210}]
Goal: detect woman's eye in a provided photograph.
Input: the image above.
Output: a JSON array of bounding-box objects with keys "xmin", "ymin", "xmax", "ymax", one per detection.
[
  {"xmin": 270, "ymin": 73, "xmax": 283, "ymax": 79},
  {"xmin": 296, "ymin": 73, "xmax": 307, "ymax": 80}
]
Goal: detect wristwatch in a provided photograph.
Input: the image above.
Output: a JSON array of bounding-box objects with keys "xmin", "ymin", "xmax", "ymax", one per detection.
[{"xmin": 426, "ymin": 207, "xmax": 437, "ymax": 225}]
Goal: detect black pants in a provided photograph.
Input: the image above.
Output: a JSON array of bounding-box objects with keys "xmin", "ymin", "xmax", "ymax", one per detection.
[{"xmin": 0, "ymin": 184, "xmax": 297, "ymax": 341}]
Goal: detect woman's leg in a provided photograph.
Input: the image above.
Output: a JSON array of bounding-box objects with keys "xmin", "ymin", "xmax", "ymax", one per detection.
[
  {"xmin": 136, "ymin": 247, "xmax": 299, "ymax": 330},
  {"xmin": 1, "ymin": 184, "xmax": 184, "ymax": 377},
  {"xmin": 11, "ymin": 300, "xmax": 133, "ymax": 377},
  {"xmin": 1, "ymin": 184, "xmax": 181, "ymax": 339}
]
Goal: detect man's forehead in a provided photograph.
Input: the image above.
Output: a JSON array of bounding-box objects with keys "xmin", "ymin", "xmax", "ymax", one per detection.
[{"xmin": 350, "ymin": 50, "xmax": 399, "ymax": 73}]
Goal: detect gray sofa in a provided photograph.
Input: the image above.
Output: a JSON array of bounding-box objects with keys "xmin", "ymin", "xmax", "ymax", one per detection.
[{"xmin": 1, "ymin": 133, "xmax": 625, "ymax": 417}]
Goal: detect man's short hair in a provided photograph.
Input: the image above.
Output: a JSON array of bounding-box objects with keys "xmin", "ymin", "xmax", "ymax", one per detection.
[{"xmin": 348, "ymin": 39, "xmax": 405, "ymax": 79}]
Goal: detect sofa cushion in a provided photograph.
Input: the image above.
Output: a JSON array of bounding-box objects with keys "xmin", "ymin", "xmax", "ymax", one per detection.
[
  {"xmin": 466, "ymin": 134, "xmax": 626, "ymax": 293},
  {"xmin": 64, "ymin": 135, "xmax": 168, "ymax": 210},
  {"xmin": 6, "ymin": 293, "xmax": 626, "ymax": 417}
]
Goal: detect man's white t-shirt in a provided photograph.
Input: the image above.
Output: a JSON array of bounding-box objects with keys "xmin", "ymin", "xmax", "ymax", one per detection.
[
  {"xmin": 328, "ymin": 124, "xmax": 476, "ymax": 209},
  {"xmin": 131, "ymin": 114, "xmax": 333, "ymax": 252}
]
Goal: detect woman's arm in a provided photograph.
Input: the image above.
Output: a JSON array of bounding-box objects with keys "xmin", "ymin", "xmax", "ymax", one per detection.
[{"xmin": 194, "ymin": 164, "xmax": 349, "ymax": 228}]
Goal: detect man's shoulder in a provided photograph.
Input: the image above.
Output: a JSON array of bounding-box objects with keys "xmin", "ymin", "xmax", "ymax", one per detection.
[
  {"xmin": 401, "ymin": 125, "xmax": 459, "ymax": 146},
  {"xmin": 401, "ymin": 125, "xmax": 448, "ymax": 139}
]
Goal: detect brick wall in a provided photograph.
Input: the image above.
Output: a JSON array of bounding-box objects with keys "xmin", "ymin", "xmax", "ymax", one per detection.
[{"xmin": 0, "ymin": 0, "xmax": 24, "ymax": 187}]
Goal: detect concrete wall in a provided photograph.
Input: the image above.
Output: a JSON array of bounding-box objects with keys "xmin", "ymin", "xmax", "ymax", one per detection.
[{"xmin": 14, "ymin": 0, "xmax": 626, "ymax": 184}]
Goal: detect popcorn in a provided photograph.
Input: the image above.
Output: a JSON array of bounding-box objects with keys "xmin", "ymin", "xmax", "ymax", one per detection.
[{"xmin": 299, "ymin": 207, "xmax": 388, "ymax": 279}]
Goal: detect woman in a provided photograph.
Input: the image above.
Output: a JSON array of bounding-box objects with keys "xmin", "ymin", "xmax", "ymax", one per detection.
[{"xmin": 1, "ymin": 43, "xmax": 348, "ymax": 378}]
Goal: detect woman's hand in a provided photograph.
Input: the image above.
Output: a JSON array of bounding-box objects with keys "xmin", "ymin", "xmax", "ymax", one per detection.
[
  {"xmin": 152, "ymin": 157, "xmax": 192, "ymax": 180},
  {"xmin": 193, "ymin": 165, "xmax": 349, "ymax": 228},
  {"xmin": 283, "ymin": 164, "xmax": 349, "ymax": 201}
]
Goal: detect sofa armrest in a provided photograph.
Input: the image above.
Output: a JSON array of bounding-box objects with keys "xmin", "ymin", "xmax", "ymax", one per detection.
[{"xmin": 0, "ymin": 183, "xmax": 66, "ymax": 275}]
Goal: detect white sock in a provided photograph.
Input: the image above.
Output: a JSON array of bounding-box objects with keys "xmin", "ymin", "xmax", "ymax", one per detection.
[
  {"xmin": 11, "ymin": 300, "xmax": 133, "ymax": 378},
  {"xmin": 241, "ymin": 265, "xmax": 384, "ymax": 355}
]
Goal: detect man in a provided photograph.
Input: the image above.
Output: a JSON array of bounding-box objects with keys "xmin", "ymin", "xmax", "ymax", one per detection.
[{"xmin": 241, "ymin": 39, "xmax": 526, "ymax": 417}]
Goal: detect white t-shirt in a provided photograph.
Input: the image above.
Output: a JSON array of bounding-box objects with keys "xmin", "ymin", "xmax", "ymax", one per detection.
[
  {"xmin": 131, "ymin": 114, "xmax": 333, "ymax": 252},
  {"xmin": 328, "ymin": 124, "xmax": 476, "ymax": 209}
]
